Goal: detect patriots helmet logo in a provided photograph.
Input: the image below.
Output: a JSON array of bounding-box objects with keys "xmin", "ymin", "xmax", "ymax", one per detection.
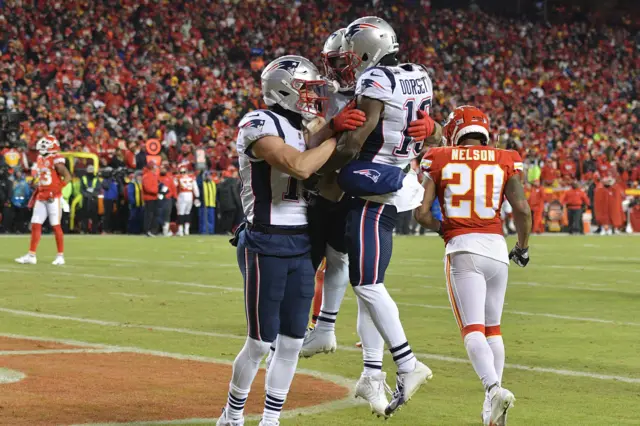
[
  {"xmin": 345, "ymin": 23, "xmax": 379, "ymax": 41},
  {"xmin": 362, "ymin": 78, "xmax": 385, "ymax": 90},
  {"xmin": 353, "ymin": 168, "xmax": 381, "ymax": 183},
  {"xmin": 241, "ymin": 119, "xmax": 265, "ymax": 130},
  {"xmin": 266, "ymin": 59, "xmax": 301, "ymax": 75}
]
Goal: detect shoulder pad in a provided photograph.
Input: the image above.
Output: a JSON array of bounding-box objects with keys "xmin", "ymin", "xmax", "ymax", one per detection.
[
  {"xmin": 237, "ymin": 110, "xmax": 285, "ymax": 159},
  {"xmin": 356, "ymin": 67, "xmax": 396, "ymax": 101}
]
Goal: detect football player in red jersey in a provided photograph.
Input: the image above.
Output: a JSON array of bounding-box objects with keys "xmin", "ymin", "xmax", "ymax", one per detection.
[
  {"xmin": 414, "ymin": 106, "xmax": 532, "ymax": 426},
  {"xmin": 16, "ymin": 135, "xmax": 72, "ymax": 265},
  {"xmin": 175, "ymin": 165, "xmax": 200, "ymax": 236}
]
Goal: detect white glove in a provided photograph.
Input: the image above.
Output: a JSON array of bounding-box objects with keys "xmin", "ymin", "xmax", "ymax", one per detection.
[{"xmin": 194, "ymin": 199, "xmax": 201, "ymax": 208}]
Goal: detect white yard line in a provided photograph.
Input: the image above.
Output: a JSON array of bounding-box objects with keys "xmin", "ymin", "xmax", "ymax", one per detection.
[
  {"xmin": 396, "ymin": 301, "xmax": 640, "ymax": 327},
  {"xmin": 109, "ymin": 293, "xmax": 149, "ymax": 298},
  {"xmin": 510, "ymin": 281, "xmax": 640, "ymax": 294},
  {"xmin": 1, "ymin": 310, "xmax": 638, "ymax": 385},
  {"xmin": 44, "ymin": 294, "xmax": 77, "ymax": 299},
  {"xmin": 0, "ymin": 332, "xmax": 361, "ymax": 426},
  {"xmin": 0, "ymin": 348, "xmax": 122, "ymax": 356},
  {"xmin": 73, "ymin": 257, "xmax": 238, "ymax": 269},
  {"xmin": 0, "ymin": 268, "xmax": 242, "ymax": 293},
  {"xmin": 177, "ymin": 291, "xmax": 217, "ymax": 296}
]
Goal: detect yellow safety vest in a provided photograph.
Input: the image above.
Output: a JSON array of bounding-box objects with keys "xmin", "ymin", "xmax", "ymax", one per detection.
[
  {"xmin": 133, "ymin": 182, "xmax": 143, "ymax": 207},
  {"xmin": 203, "ymin": 180, "xmax": 217, "ymax": 207}
]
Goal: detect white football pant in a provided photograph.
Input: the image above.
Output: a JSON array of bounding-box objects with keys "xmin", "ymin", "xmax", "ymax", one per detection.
[
  {"xmin": 31, "ymin": 197, "xmax": 62, "ymax": 226},
  {"xmin": 177, "ymin": 192, "xmax": 194, "ymax": 215}
]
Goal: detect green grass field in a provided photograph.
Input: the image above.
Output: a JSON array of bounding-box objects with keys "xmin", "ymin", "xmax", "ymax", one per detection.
[{"xmin": 1, "ymin": 234, "xmax": 640, "ymax": 425}]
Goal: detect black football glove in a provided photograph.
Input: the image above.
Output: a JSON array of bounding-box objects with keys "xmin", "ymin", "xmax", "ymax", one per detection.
[
  {"xmin": 509, "ymin": 243, "xmax": 530, "ymax": 267},
  {"xmin": 302, "ymin": 173, "xmax": 321, "ymax": 196}
]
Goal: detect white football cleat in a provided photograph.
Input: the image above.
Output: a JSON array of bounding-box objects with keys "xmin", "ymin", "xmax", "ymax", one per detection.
[
  {"xmin": 258, "ymin": 420, "xmax": 279, "ymax": 426},
  {"xmin": 52, "ymin": 255, "xmax": 65, "ymax": 266},
  {"xmin": 216, "ymin": 407, "xmax": 244, "ymax": 426},
  {"xmin": 300, "ymin": 328, "xmax": 337, "ymax": 358},
  {"xmin": 385, "ymin": 361, "xmax": 433, "ymax": 417},
  {"xmin": 15, "ymin": 254, "xmax": 37, "ymax": 265},
  {"xmin": 176, "ymin": 230, "xmax": 184, "ymax": 237},
  {"xmin": 482, "ymin": 391, "xmax": 491, "ymax": 425},
  {"xmin": 355, "ymin": 371, "xmax": 391, "ymax": 418},
  {"xmin": 488, "ymin": 386, "xmax": 515, "ymax": 426}
]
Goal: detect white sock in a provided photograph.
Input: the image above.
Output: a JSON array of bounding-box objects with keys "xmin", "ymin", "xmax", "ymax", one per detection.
[
  {"xmin": 315, "ymin": 246, "xmax": 349, "ymax": 333},
  {"xmin": 487, "ymin": 335, "xmax": 505, "ymax": 384},
  {"xmin": 356, "ymin": 296, "xmax": 384, "ymax": 375},
  {"xmin": 353, "ymin": 284, "xmax": 416, "ymax": 373},
  {"xmin": 178, "ymin": 224, "xmax": 184, "ymax": 234},
  {"xmin": 163, "ymin": 223, "xmax": 169, "ymax": 234},
  {"xmin": 225, "ymin": 337, "xmax": 270, "ymax": 419},
  {"xmin": 464, "ymin": 331, "xmax": 499, "ymax": 390},
  {"xmin": 185, "ymin": 222, "xmax": 190, "ymax": 234},
  {"xmin": 264, "ymin": 335, "xmax": 303, "ymax": 422}
]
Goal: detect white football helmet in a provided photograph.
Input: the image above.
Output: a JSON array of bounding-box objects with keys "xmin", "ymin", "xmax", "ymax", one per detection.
[
  {"xmin": 321, "ymin": 28, "xmax": 351, "ymax": 89},
  {"xmin": 261, "ymin": 55, "xmax": 328, "ymax": 120},
  {"xmin": 342, "ymin": 16, "xmax": 399, "ymax": 86},
  {"xmin": 36, "ymin": 135, "xmax": 61, "ymax": 156}
]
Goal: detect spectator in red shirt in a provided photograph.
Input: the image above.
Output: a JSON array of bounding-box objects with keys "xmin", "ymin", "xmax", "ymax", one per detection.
[
  {"xmin": 158, "ymin": 163, "xmax": 177, "ymax": 236},
  {"xmin": 142, "ymin": 160, "xmax": 159, "ymax": 236},
  {"xmin": 561, "ymin": 182, "xmax": 590, "ymax": 234}
]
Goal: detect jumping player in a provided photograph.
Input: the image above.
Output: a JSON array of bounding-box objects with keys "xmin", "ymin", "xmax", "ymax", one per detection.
[
  {"xmin": 216, "ymin": 55, "xmax": 365, "ymax": 426},
  {"xmin": 415, "ymin": 105, "xmax": 532, "ymax": 426},
  {"xmin": 15, "ymin": 135, "xmax": 72, "ymax": 265},
  {"xmin": 312, "ymin": 16, "xmax": 442, "ymax": 417},
  {"xmin": 176, "ymin": 165, "xmax": 200, "ymax": 236}
]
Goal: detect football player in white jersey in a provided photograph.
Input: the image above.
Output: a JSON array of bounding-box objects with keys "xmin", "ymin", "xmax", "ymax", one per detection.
[
  {"xmin": 175, "ymin": 165, "xmax": 200, "ymax": 236},
  {"xmin": 216, "ymin": 55, "xmax": 366, "ymax": 426},
  {"xmin": 311, "ymin": 16, "xmax": 443, "ymax": 417}
]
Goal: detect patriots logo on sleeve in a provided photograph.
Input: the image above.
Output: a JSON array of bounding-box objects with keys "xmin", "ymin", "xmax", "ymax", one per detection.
[
  {"xmin": 353, "ymin": 168, "xmax": 381, "ymax": 183},
  {"xmin": 362, "ymin": 78, "xmax": 385, "ymax": 90},
  {"xmin": 241, "ymin": 119, "xmax": 266, "ymax": 130},
  {"xmin": 345, "ymin": 23, "xmax": 379, "ymax": 40},
  {"xmin": 266, "ymin": 60, "xmax": 301, "ymax": 75}
]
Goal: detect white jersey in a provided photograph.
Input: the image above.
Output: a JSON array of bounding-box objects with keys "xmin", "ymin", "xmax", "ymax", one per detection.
[
  {"xmin": 237, "ymin": 109, "xmax": 308, "ymax": 226},
  {"xmin": 355, "ymin": 63, "xmax": 433, "ymax": 169},
  {"xmin": 326, "ymin": 90, "xmax": 354, "ymax": 120}
]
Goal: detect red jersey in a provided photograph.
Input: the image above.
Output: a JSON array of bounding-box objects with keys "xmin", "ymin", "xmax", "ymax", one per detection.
[
  {"xmin": 35, "ymin": 154, "xmax": 66, "ymax": 200},
  {"xmin": 422, "ymin": 145, "xmax": 523, "ymax": 244},
  {"xmin": 177, "ymin": 173, "xmax": 196, "ymax": 193}
]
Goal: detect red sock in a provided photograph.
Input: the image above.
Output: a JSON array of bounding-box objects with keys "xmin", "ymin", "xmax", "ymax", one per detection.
[
  {"xmin": 52, "ymin": 225, "xmax": 64, "ymax": 256},
  {"xmin": 29, "ymin": 223, "xmax": 42, "ymax": 254}
]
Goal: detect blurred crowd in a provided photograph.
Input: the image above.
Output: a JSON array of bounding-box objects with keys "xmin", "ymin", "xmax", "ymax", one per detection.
[{"xmin": 0, "ymin": 0, "xmax": 638, "ymax": 233}]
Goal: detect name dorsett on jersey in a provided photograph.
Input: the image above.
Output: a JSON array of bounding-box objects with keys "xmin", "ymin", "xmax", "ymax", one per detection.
[
  {"xmin": 355, "ymin": 63, "xmax": 433, "ymax": 169},
  {"xmin": 236, "ymin": 109, "xmax": 308, "ymax": 227}
]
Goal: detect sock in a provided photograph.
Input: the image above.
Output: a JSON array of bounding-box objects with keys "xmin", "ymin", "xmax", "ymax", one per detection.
[
  {"xmin": 225, "ymin": 337, "xmax": 270, "ymax": 419},
  {"xmin": 353, "ymin": 284, "xmax": 415, "ymax": 372},
  {"xmin": 29, "ymin": 223, "xmax": 42, "ymax": 255},
  {"xmin": 264, "ymin": 335, "xmax": 303, "ymax": 423},
  {"xmin": 52, "ymin": 225, "xmax": 64, "ymax": 256},
  {"xmin": 311, "ymin": 260, "xmax": 325, "ymax": 326},
  {"xmin": 315, "ymin": 310, "xmax": 337, "ymax": 333},
  {"xmin": 178, "ymin": 224, "xmax": 184, "ymax": 234},
  {"xmin": 464, "ymin": 330, "xmax": 499, "ymax": 390},
  {"xmin": 185, "ymin": 222, "xmax": 190, "ymax": 234},
  {"xmin": 315, "ymin": 246, "xmax": 349, "ymax": 332},
  {"xmin": 356, "ymin": 296, "xmax": 384, "ymax": 375},
  {"xmin": 486, "ymin": 327, "xmax": 505, "ymax": 384},
  {"xmin": 162, "ymin": 223, "xmax": 169, "ymax": 234}
]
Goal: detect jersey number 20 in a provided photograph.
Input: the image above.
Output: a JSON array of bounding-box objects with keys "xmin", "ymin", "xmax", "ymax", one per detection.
[{"xmin": 442, "ymin": 163, "xmax": 504, "ymax": 219}]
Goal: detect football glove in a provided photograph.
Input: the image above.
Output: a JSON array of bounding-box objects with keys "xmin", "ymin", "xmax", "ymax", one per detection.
[
  {"xmin": 330, "ymin": 100, "xmax": 366, "ymax": 133},
  {"xmin": 509, "ymin": 243, "xmax": 530, "ymax": 267},
  {"xmin": 194, "ymin": 199, "xmax": 201, "ymax": 208},
  {"xmin": 407, "ymin": 110, "xmax": 435, "ymax": 142},
  {"xmin": 302, "ymin": 173, "xmax": 321, "ymax": 196}
]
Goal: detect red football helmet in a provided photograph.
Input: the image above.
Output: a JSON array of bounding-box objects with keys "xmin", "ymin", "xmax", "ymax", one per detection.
[
  {"xmin": 443, "ymin": 105, "xmax": 491, "ymax": 146},
  {"xmin": 36, "ymin": 135, "xmax": 61, "ymax": 156}
]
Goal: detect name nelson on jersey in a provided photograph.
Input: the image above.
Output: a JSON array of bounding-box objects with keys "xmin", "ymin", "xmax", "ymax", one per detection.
[
  {"xmin": 399, "ymin": 77, "xmax": 430, "ymax": 95},
  {"xmin": 451, "ymin": 149, "xmax": 496, "ymax": 162}
]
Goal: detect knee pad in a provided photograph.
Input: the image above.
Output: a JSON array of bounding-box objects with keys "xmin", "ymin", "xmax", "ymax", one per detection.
[
  {"xmin": 244, "ymin": 336, "xmax": 271, "ymax": 363},
  {"xmin": 274, "ymin": 335, "xmax": 304, "ymax": 362}
]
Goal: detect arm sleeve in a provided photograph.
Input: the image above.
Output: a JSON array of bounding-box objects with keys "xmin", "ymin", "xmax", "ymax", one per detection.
[
  {"xmin": 355, "ymin": 67, "xmax": 395, "ymax": 103},
  {"xmin": 192, "ymin": 178, "xmax": 200, "ymax": 198},
  {"xmin": 237, "ymin": 110, "xmax": 283, "ymax": 162}
]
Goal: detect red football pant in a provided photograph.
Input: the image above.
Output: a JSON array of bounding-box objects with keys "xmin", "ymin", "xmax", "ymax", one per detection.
[
  {"xmin": 52, "ymin": 225, "xmax": 64, "ymax": 255},
  {"xmin": 29, "ymin": 223, "xmax": 42, "ymax": 254}
]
